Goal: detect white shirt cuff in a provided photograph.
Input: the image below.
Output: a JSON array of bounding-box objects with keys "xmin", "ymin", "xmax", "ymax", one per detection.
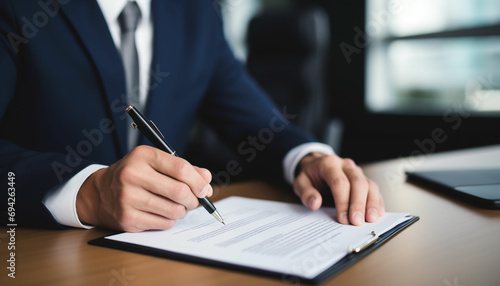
[
  {"xmin": 283, "ymin": 142, "xmax": 335, "ymax": 185},
  {"xmin": 42, "ymin": 164, "xmax": 107, "ymax": 229}
]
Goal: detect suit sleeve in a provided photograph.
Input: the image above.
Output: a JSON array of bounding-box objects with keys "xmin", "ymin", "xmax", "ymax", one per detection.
[
  {"xmin": 0, "ymin": 1, "xmax": 94, "ymax": 228},
  {"xmin": 200, "ymin": 9, "xmax": 315, "ymax": 180}
]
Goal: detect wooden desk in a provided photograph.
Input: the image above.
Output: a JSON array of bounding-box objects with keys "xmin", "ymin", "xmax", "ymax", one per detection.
[{"xmin": 1, "ymin": 145, "xmax": 500, "ymax": 286}]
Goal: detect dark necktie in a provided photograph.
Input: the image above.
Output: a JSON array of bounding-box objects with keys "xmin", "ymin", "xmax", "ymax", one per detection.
[{"xmin": 118, "ymin": 1, "xmax": 141, "ymax": 109}]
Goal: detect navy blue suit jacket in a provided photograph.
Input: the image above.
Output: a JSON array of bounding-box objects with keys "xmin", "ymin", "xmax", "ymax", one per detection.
[{"xmin": 0, "ymin": 0, "xmax": 313, "ymax": 228}]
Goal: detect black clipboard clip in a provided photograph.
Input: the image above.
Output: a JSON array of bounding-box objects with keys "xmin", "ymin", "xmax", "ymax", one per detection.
[{"xmin": 349, "ymin": 231, "xmax": 378, "ymax": 254}]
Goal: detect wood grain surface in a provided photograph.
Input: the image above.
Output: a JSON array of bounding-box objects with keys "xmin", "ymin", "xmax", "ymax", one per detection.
[{"xmin": 1, "ymin": 145, "xmax": 499, "ymax": 286}]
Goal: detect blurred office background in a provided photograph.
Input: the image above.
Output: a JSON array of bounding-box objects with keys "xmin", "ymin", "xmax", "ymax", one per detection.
[{"xmin": 187, "ymin": 0, "xmax": 500, "ymax": 181}]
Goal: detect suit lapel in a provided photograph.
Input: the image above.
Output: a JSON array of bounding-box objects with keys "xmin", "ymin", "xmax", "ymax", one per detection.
[
  {"xmin": 140, "ymin": 0, "xmax": 182, "ymax": 145},
  {"xmin": 60, "ymin": 0, "xmax": 129, "ymax": 158}
]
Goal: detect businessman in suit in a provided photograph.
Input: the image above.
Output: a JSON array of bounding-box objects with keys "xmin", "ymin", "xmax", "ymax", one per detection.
[{"xmin": 0, "ymin": 0, "xmax": 384, "ymax": 232}]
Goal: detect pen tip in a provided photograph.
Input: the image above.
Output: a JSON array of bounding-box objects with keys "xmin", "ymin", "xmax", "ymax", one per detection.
[
  {"xmin": 212, "ymin": 210, "xmax": 225, "ymax": 225},
  {"xmin": 222, "ymin": 221, "xmax": 226, "ymax": 225}
]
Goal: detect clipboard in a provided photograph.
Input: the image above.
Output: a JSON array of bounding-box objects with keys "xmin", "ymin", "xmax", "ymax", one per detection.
[
  {"xmin": 90, "ymin": 216, "xmax": 418, "ymax": 284},
  {"xmin": 89, "ymin": 197, "xmax": 419, "ymax": 284}
]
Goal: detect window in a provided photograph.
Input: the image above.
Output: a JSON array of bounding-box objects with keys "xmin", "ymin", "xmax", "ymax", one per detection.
[{"xmin": 365, "ymin": 0, "xmax": 500, "ymax": 115}]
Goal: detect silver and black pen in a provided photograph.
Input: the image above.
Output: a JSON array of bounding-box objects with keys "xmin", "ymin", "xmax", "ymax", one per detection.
[{"xmin": 126, "ymin": 105, "xmax": 225, "ymax": 225}]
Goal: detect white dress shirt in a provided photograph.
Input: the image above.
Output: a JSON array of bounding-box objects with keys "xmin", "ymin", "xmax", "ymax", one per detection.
[{"xmin": 42, "ymin": 0, "xmax": 334, "ymax": 229}]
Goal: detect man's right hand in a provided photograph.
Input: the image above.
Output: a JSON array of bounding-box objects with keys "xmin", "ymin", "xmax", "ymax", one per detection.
[{"xmin": 76, "ymin": 145, "xmax": 213, "ymax": 232}]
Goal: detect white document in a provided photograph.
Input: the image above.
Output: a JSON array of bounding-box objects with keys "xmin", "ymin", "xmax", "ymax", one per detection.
[{"xmin": 105, "ymin": 196, "xmax": 411, "ymax": 279}]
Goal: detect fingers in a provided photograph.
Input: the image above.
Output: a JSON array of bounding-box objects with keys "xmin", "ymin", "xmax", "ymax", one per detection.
[
  {"xmin": 314, "ymin": 155, "xmax": 351, "ymax": 224},
  {"xmin": 342, "ymin": 159, "xmax": 369, "ymax": 226},
  {"xmin": 129, "ymin": 212, "xmax": 176, "ymax": 232},
  {"xmin": 293, "ymin": 173, "xmax": 323, "ymax": 211},
  {"xmin": 364, "ymin": 180, "xmax": 383, "ymax": 223},
  {"xmin": 127, "ymin": 147, "xmax": 216, "ymax": 211},
  {"xmin": 138, "ymin": 168, "xmax": 199, "ymax": 210},
  {"xmin": 131, "ymin": 146, "xmax": 210, "ymax": 199},
  {"xmin": 88, "ymin": 146, "xmax": 216, "ymax": 232},
  {"xmin": 298, "ymin": 154, "xmax": 385, "ymax": 226},
  {"xmin": 115, "ymin": 208, "xmax": 177, "ymax": 233},
  {"xmin": 334, "ymin": 159, "xmax": 384, "ymax": 225},
  {"xmin": 194, "ymin": 166, "xmax": 213, "ymax": 197},
  {"xmin": 131, "ymin": 188, "xmax": 189, "ymax": 220},
  {"xmin": 100, "ymin": 182, "xmax": 189, "ymax": 232},
  {"xmin": 194, "ymin": 166, "xmax": 212, "ymax": 183}
]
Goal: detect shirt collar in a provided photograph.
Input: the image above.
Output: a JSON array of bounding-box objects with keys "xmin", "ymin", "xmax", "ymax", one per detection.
[{"xmin": 96, "ymin": 0, "xmax": 151, "ymax": 27}]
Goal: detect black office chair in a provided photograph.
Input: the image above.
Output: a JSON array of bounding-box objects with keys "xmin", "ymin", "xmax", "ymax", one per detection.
[
  {"xmin": 185, "ymin": 6, "xmax": 341, "ymax": 184},
  {"xmin": 246, "ymin": 6, "xmax": 333, "ymax": 142}
]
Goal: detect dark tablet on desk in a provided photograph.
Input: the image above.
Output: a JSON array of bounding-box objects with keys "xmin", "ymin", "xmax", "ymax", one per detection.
[{"xmin": 406, "ymin": 168, "xmax": 500, "ymax": 209}]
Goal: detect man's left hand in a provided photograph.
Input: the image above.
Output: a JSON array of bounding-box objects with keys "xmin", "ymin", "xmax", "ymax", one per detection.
[{"xmin": 293, "ymin": 152, "xmax": 385, "ymax": 226}]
